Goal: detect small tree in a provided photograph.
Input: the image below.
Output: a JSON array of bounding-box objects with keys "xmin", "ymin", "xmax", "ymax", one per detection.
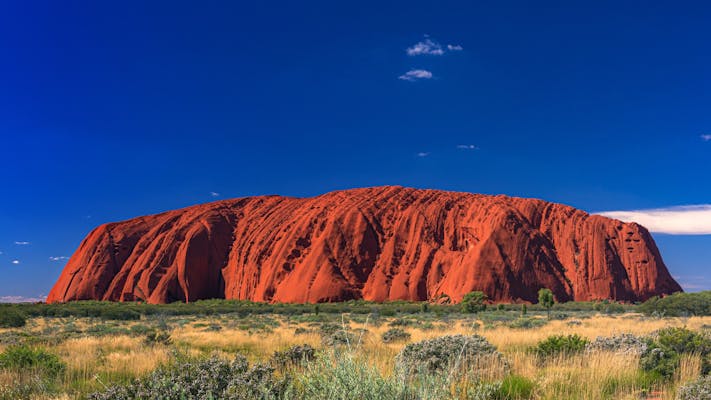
[
  {"xmin": 461, "ymin": 291, "xmax": 488, "ymax": 315},
  {"xmin": 538, "ymin": 288, "xmax": 555, "ymax": 319},
  {"xmin": 521, "ymin": 303, "xmax": 528, "ymax": 317}
]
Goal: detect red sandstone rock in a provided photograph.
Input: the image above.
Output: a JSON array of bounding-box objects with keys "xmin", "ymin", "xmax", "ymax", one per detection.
[{"xmin": 46, "ymin": 186, "xmax": 682, "ymax": 304}]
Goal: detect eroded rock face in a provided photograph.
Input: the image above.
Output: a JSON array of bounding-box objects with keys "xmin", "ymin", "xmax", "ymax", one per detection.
[{"xmin": 46, "ymin": 186, "xmax": 682, "ymax": 304}]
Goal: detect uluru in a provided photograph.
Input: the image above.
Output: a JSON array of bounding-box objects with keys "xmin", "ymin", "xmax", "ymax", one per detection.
[{"xmin": 46, "ymin": 186, "xmax": 682, "ymax": 304}]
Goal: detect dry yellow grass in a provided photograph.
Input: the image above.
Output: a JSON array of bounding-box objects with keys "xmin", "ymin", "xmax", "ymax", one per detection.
[{"xmin": 1, "ymin": 313, "xmax": 708, "ymax": 399}]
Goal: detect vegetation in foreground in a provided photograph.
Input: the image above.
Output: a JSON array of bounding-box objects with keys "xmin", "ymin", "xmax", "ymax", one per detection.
[{"xmin": 0, "ymin": 292, "xmax": 709, "ymax": 399}]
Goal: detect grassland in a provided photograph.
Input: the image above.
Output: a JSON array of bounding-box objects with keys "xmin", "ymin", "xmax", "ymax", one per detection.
[{"xmin": 0, "ymin": 299, "xmax": 709, "ymax": 399}]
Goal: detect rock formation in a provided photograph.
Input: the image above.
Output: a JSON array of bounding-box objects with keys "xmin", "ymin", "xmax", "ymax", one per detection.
[{"xmin": 46, "ymin": 186, "xmax": 682, "ymax": 304}]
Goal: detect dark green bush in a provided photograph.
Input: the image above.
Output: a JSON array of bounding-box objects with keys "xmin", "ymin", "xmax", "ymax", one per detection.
[
  {"xmin": 0, "ymin": 345, "xmax": 65, "ymax": 377},
  {"xmin": 640, "ymin": 327, "xmax": 711, "ymax": 378},
  {"xmin": 0, "ymin": 309, "xmax": 26, "ymax": 328},
  {"xmin": 533, "ymin": 334, "xmax": 589, "ymax": 359}
]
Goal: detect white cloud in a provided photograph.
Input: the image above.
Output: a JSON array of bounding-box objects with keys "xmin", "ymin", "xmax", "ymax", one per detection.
[
  {"xmin": 11, "ymin": 260, "xmax": 19, "ymax": 265},
  {"xmin": 447, "ymin": 44, "xmax": 463, "ymax": 51},
  {"xmin": 210, "ymin": 192, "xmax": 220, "ymax": 197},
  {"xmin": 701, "ymin": 134, "xmax": 711, "ymax": 141},
  {"xmin": 417, "ymin": 152, "xmax": 430, "ymax": 157},
  {"xmin": 597, "ymin": 205, "xmax": 711, "ymax": 235},
  {"xmin": 407, "ymin": 38, "xmax": 444, "ymax": 56},
  {"xmin": 14, "ymin": 241, "xmax": 30, "ymax": 245},
  {"xmin": 0, "ymin": 295, "xmax": 46, "ymax": 303},
  {"xmin": 49, "ymin": 256, "xmax": 69, "ymax": 262},
  {"xmin": 398, "ymin": 69, "xmax": 433, "ymax": 81},
  {"xmin": 457, "ymin": 144, "xmax": 479, "ymax": 150}
]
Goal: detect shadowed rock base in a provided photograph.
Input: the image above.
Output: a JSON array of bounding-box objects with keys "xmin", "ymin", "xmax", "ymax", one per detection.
[{"xmin": 47, "ymin": 186, "xmax": 682, "ymax": 304}]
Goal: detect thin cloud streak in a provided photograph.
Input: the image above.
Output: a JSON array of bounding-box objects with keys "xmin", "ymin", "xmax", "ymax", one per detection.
[
  {"xmin": 416, "ymin": 152, "xmax": 430, "ymax": 157},
  {"xmin": 49, "ymin": 256, "xmax": 69, "ymax": 262},
  {"xmin": 398, "ymin": 69, "xmax": 433, "ymax": 81},
  {"xmin": 701, "ymin": 134, "xmax": 711, "ymax": 141},
  {"xmin": 598, "ymin": 205, "xmax": 711, "ymax": 235},
  {"xmin": 11, "ymin": 260, "xmax": 20, "ymax": 265},
  {"xmin": 457, "ymin": 144, "xmax": 478, "ymax": 150},
  {"xmin": 14, "ymin": 241, "xmax": 30, "ymax": 245},
  {"xmin": 0, "ymin": 295, "xmax": 46, "ymax": 303}
]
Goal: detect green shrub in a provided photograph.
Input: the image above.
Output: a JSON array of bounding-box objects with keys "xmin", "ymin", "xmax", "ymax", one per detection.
[
  {"xmin": 0, "ymin": 309, "xmax": 26, "ymax": 328},
  {"xmin": 381, "ymin": 328, "xmax": 411, "ymax": 343},
  {"xmin": 639, "ymin": 291, "xmax": 710, "ymax": 317},
  {"xmin": 0, "ymin": 345, "xmax": 65, "ymax": 377},
  {"xmin": 640, "ymin": 327, "xmax": 711, "ymax": 378},
  {"xmin": 533, "ymin": 334, "xmax": 589, "ymax": 359},
  {"xmin": 395, "ymin": 334, "xmax": 507, "ymax": 376},
  {"xmin": 461, "ymin": 291, "xmax": 487, "ymax": 314}
]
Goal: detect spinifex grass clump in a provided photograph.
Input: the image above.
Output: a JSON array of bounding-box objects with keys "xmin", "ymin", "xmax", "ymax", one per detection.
[
  {"xmin": 395, "ymin": 334, "xmax": 507, "ymax": 377},
  {"xmin": 89, "ymin": 355, "xmax": 287, "ymax": 400},
  {"xmin": 586, "ymin": 333, "xmax": 648, "ymax": 355}
]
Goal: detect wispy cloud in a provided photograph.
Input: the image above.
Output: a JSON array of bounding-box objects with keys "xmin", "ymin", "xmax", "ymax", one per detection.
[
  {"xmin": 417, "ymin": 152, "xmax": 430, "ymax": 157},
  {"xmin": 673, "ymin": 275, "xmax": 711, "ymax": 292},
  {"xmin": 407, "ymin": 38, "xmax": 444, "ymax": 56},
  {"xmin": 0, "ymin": 295, "xmax": 46, "ymax": 303},
  {"xmin": 210, "ymin": 191, "xmax": 220, "ymax": 197},
  {"xmin": 49, "ymin": 256, "xmax": 69, "ymax": 262},
  {"xmin": 398, "ymin": 69, "xmax": 433, "ymax": 81},
  {"xmin": 11, "ymin": 260, "xmax": 19, "ymax": 265},
  {"xmin": 14, "ymin": 241, "xmax": 30, "ymax": 245},
  {"xmin": 406, "ymin": 38, "xmax": 463, "ymax": 56},
  {"xmin": 457, "ymin": 144, "xmax": 479, "ymax": 150},
  {"xmin": 597, "ymin": 205, "xmax": 711, "ymax": 235},
  {"xmin": 701, "ymin": 134, "xmax": 711, "ymax": 141}
]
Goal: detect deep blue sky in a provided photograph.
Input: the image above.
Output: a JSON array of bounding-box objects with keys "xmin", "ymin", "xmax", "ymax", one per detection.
[{"xmin": 1, "ymin": 1, "xmax": 710, "ymax": 300}]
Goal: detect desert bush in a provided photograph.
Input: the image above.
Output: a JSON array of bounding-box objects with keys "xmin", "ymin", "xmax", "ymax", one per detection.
[
  {"xmin": 0, "ymin": 345, "xmax": 65, "ymax": 377},
  {"xmin": 507, "ymin": 318, "xmax": 547, "ymax": 329},
  {"xmin": 461, "ymin": 291, "xmax": 488, "ymax": 314},
  {"xmin": 676, "ymin": 375, "xmax": 711, "ymax": 400},
  {"xmin": 321, "ymin": 330, "xmax": 355, "ymax": 347},
  {"xmin": 144, "ymin": 331, "xmax": 172, "ymax": 346},
  {"xmin": 0, "ymin": 309, "xmax": 26, "ymax": 328},
  {"xmin": 89, "ymin": 355, "xmax": 287, "ymax": 400},
  {"xmin": 395, "ymin": 334, "xmax": 506, "ymax": 376},
  {"xmin": 381, "ymin": 328, "xmax": 411, "ymax": 343},
  {"xmin": 587, "ymin": 333, "xmax": 648, "ymax": 355},
  {"xmin": 639, "ymin": 291, "xmax": 710, "ymax": 317},
  {"xmin": 533, "ymin": 334, "xmax": 589, "ymax": 359},
  {"xmin": 641, "ymin": 327, "xmax": 711, "ymax": 378},
  {"xmin": 293, "ymin": 353, "xmax": 414, "ymax": 399},
  {"xmin": 270, "ymin": 344, "xmax": 316, "ymax": 368}
]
